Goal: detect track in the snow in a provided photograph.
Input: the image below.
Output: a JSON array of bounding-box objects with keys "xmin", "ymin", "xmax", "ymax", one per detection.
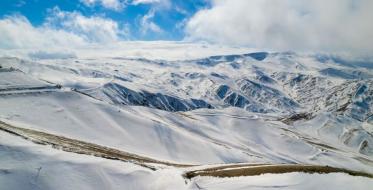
[{"xmin": 0, "ymin": 120, "xmax": 194, "ymax": 170}]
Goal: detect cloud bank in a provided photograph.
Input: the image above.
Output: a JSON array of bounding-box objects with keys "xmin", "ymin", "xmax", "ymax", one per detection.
[{"xmin": 186, "ymin": 0, "xmax": 373, "ymax": 55}]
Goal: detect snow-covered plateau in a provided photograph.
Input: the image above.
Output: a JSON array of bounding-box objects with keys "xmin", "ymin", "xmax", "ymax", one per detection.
[{"xmin": 0, "ymin": 43, "xmax": 372, "ymax": 189}]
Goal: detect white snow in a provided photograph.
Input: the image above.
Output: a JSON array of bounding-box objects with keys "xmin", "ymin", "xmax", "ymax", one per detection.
[{"xmin": 0, "ymin": 42, "xmax": 372, "ymax": 189}]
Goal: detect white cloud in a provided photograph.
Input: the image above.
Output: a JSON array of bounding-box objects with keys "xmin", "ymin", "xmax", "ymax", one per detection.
[
  {"xmin": 135, "ymin": 0, "xmax": 170, "ymax": 36},
  {"xmin": 46, "ymin": 7, "xmax": 129, "ymax": 43},
  {"xmin": 0, "ymin": 15, "xmax": 86, "ymax": 49},
  {"xmin": 132, "ymin": 0, "xmax": 160, "ymax": 5},
  {"xmin": 0, "ymin": 8, "xmax": 129, "ymax": 50},
  {"xmin": 80, "ymin": 0, "xmax": 125, "ymax": 11},
  {"xmin": 140, "ymin": 9, "xmax": 163, "ymax": 35},
  {"xmin": 186, "ymin": 0, "xmax": 373, "ymax": 55},
  {"xmin": 132, "ymin": 0, "xmax": 171, "ymax": 11}
]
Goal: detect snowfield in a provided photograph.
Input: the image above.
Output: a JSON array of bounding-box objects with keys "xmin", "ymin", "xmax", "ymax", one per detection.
[{"xmin": 0, "ymin": 43, "xmax": 372, "ymax": 189}]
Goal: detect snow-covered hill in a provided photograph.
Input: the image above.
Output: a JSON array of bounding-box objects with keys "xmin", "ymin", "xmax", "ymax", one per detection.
[{"xmin": 0, "ymin": 48, "xmax": 372, "ymax": 189}]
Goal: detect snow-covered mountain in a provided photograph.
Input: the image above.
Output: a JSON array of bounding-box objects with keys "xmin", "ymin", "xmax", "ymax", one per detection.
[{"xmin": 0, "ymin": 49, "xmax": 372, "ymax": 189}]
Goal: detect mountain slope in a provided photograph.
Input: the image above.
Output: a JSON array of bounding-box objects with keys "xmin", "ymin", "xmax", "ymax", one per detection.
[{"xmin": 0, "ymin": 51, "xmax": 372, "ymax": 189}]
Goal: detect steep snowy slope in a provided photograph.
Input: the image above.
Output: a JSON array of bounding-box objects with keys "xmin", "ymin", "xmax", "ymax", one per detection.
[{"xmin": 0, "ymin": 64, "xmax": 371, "ymax": 168}]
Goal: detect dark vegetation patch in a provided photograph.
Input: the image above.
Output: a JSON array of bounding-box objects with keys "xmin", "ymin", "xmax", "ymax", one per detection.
[
  {"xmin": 184, "ymin": 164, "xmax": 373, "ymax": 179},
  {"xmin": 281, "ymin": 112, "xmax": 314, "ymax": 125}
]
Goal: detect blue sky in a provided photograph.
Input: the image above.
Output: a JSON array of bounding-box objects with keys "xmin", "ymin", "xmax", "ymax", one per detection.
[{"xmin": 0, "ymin": 0, "xmax": 209, "ymax": 40}]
